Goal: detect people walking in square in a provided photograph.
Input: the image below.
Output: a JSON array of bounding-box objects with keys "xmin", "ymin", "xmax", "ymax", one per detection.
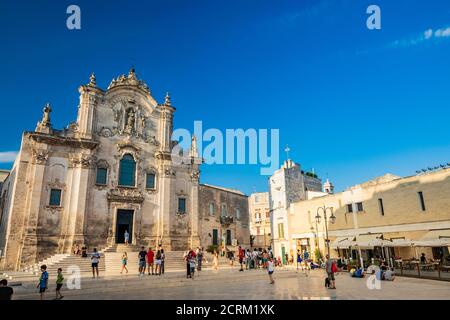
[
  {"xmin": 55, "ymin": 268, "xmax": 64, "ymax": 300},
  {"xmin": 252, "ymin": 249, "xmax": 258, "ymax": 269},
  {"xmin": 189, "ymin": 255, "xmax": 196, "ymax": 279},
  {"xmin": 124, "ymin": 230, "xmax": 129, "ymax": 246},
  {"xmin": 296, "ymin": 249, "xmax": 302, "ymax": 271},
  {"xmin": 185, "ymin": 250, "xmax": 193, "ymax": 278},
  {"xmin": 147, "ymin": 248, "xmax": 154, "ymax": 275},
  {"xmin": 138, "ymin": 246, "xmax": 147, "ymax": 276},
  {"xmin": 197, "ymin": 247, "xmax": 204, "ymax": 271},
  {"xmin": 155, "ymin": 249, "xmax": 162, "ymax": 275},
  {"xmin": 267, "ymin": 257, "xmax": 275, "ymax": 284},
  {"xmin": 245, "ymin": 249, "xmax": 251, "ymax": 270},
  {"xmin": 238, "ymin": 246, "xmax": 245, "ymax": 271},
  {"xmin": 213, "ymin": 250, "xmax": 219, "ymax": 271},
  {"xmin": 37, "ymin": 265, "xmax": 48, "ymax": 300},
  {"xmin": 160, "ymin": 249, "xmax": 165, "ymax": 275},
  {"xmin": 0, "ymin": 279, "xmax": 14, "ymax": 300},
  {"xmin": 120, "ymin": 252, "xmax": 128, "ymax": 274},
  {"xmin": 91, "ymin": 248, "xmax": 101, "ymax": 278},
  {"xmin": 325, "ymin": 254, "xmax": 337, "ymax": 289}
]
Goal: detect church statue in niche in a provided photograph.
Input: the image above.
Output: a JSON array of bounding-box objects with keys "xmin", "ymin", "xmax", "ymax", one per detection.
[{"xmin": 124, "ymin": 108, "xmax": 136, "ymax": 134}]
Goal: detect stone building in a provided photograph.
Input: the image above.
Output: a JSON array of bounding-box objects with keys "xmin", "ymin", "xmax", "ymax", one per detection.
[
  {"xmin": 269, "ymin": 159, "xmax": 324, "ymax": 263},
  {"xmin": 0, "ymin": 170, "xmax": 9, "ymax": 191},
  {"xmin": 0, "ymin": 70, "xmax": 248, "ymax": 271},
  {"xmin": 288, "ymin": 168, "xmax": 450, "ymax": 266},
  {"xmin": 198, "ymin": 184, "xmax": 249, "ymax": 250},
  {"xmin": 248, "ymin": 192, "xmax": 271, "ymax": 247}
]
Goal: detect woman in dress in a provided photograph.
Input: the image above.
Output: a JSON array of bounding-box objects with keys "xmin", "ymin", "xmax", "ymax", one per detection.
[
  {"xmin": 120, "ymin": 252, "xmax": 128, "ymax": 274},
  {"xmin": 213, "ymin": 250, "xmax": 219, "ymax": 271}
]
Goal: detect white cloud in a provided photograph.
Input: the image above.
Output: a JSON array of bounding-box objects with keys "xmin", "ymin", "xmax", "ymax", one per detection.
[
  {"xmin": 391, "ymin": 26, "xmax": 450, "ymax": 48},
  {"xmin": 0, "ymin": 151, "xmax": 18, "ymax": 163}
]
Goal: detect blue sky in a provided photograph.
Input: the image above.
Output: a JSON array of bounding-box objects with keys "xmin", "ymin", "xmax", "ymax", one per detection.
[{"xmin": 1, "ymin": 0, "xmax": 450, "ymax": 195}]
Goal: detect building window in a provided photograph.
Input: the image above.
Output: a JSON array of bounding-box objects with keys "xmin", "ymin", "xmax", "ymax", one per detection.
[
  {"xmin": 236, "ymin": 208, "xmax": 240, "ymax": 220},
  {"xmin": 418, "ymin": 191, "xmax": 426, "ymax": 211},
  {"xmin": 212, "ymin": 229, "xmax": 218, "ymax": 245},
  {"xmin": 49, "ymin": 189, "xmax": 62, "ymax": 206},
  {"xmin": 146, "ymin": 173, "xmax": 156, "ymax": 189},
  {"xmin": 266, "ymin": 211, "xmax": 270, "ymax": 218},
  {"xmin": 254, "ymin": 195, "xmax": 259, "ymax": 203},
  {"xmin": 278, "ymin": 223, "xmax": 285, "ymax": 239},
  {"xmin": 378, "ymin": 198, "xmax": 385, "ymax": 216},
  {"xmin": 226, "ymin": 229, "xmax": 232, "ymax": 245},
  {"xmin": 346, "ymin": 204, "xmax": 353, "ymax": 213},
  {"xmin": 356, "ymin": 202, "xmax": 364, "ymax": 212},
  {"xmin": 178, "ymin": 198, "xmax": 186, "ymax": 214},
  {"xmin": 118, "ymin": 154, "xmax": 136, "ymax": 187},
  {"xmin": 96, "ymin": 167, "xmax": 108, "ymax": 185},
  {"xmin": 209, "ymin": 203, "xmax": 215, "ymax": 216},
  {"xmin": 221, "ymin": 204, "xmax": 227, "ymax": 217},
  {"xmin": 256, "ymin": 227, "xmax": 261, "ymax": 235}
]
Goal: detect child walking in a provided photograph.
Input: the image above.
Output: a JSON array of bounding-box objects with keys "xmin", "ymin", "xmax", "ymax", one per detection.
[
  {"xmin": 189, "ymin": 256, "xmax": 196, "ymax": 279},
  {"xmin": 120, "ymin": 252, "xmax": 128, "ymax": 274},
  {"xmin": 37, "ymin": 265, "xmax": 49, "ymax": 300},
  {"xmin": 55, "ymin": 268, "xmax": 64, "ymax": 300},
  {"xmin": 267, "ymin": 258, "xmax": 275, "ymax": 284}
]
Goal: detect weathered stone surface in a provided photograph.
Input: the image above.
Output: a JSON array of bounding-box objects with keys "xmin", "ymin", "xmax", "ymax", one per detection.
[{"xmin": 0, "ymin": 70, "xmax": 249, "ymax": 270}]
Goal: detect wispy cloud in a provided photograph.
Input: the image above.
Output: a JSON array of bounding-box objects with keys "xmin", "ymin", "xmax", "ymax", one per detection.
[
  {"xmin": 390, "ymin": 26, "xmax": 450, "ymax": 48},
  {"xmin": 0, "ymin": 151, "xmax": 18, "ymax": 163}
]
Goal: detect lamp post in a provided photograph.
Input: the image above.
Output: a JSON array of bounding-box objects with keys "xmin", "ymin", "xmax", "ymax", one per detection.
[{"xmin": 315, "ymin": 206, "xmax": 336, "ymax": 257}]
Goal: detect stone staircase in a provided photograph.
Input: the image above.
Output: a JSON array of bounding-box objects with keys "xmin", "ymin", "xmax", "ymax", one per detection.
[
  {"xmin": 1, "ymin": 246, "xmax": 111, "ymax": 282},
  {"xmin": 0, "ymin": 246, "xmax": 234, "ymax": 282},
  {"xmin": 103, "ymin": 244, "xmax": 186, "ymax": 276}
]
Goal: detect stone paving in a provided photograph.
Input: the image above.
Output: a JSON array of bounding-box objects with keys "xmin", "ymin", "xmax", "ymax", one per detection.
[{"xmin": 9, "ymin": 266, "xmax": 450, "ymax": 300}]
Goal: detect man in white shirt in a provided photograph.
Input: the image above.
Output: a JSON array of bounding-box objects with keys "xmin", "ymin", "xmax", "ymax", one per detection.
[{"xmin": 91, "ymin": 248, "xmax": 101, "ymax": 278}]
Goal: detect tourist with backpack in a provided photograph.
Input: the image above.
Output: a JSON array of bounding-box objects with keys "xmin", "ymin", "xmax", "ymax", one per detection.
[{"xmin": 325, "ymin": 254, "xmax": 337, "ymax": 289}]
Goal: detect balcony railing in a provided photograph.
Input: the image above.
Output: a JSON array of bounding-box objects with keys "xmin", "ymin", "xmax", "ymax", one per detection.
[{"xmin": 220, "ymin": 216, "xmax": 234, "ymax": 225}]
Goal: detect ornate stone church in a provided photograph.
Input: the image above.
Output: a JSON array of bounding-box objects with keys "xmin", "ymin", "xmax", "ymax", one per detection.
[{"xmin": 0, "ymin": 69, "xmax": 249, "ymax": 271}]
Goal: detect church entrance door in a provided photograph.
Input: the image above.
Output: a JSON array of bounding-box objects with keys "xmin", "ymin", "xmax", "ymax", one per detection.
[{"xmin": 116, "ymin": 209, "xmax": 134, "ymax": 244}]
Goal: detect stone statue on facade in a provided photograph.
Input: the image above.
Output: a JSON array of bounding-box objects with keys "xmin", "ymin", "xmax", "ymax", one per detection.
[
  {"xmin": 124, "ymin": 109, "xmax": 135, "ymax": 134},
  {"xmin": 40, "ymin": 103, "xmax": 52, "ymax": 127}
]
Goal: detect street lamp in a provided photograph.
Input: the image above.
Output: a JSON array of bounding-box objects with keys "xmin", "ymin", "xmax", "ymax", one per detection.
[{"xmin": 315, "ymin": 206, "xmax": 336, "ymax": 257}]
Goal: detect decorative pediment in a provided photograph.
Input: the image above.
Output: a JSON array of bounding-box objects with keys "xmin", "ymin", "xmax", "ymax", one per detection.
[
  {"xmin": 69, "ymin": 154, "xmax": 97, "ymax": 169},
  {"xmin": 31, "ymin": 149, "xmax": 49, "ymax": 165},
  {"xmin": 107, "ymin": 188, "xmax": 144, "ymax": 203},
  {"xmin": 107, "ymin": 68, "xmax": 151, "ymax": 95}
]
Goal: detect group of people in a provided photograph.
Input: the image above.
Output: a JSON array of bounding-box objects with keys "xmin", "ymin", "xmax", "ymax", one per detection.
[
  {"xmin": 136, "ymin": 247, "xmax": 165, "ymax": 276},
  {"xmin": 184, "ymin": 247, "xmax": 210, "ymax": 279}
]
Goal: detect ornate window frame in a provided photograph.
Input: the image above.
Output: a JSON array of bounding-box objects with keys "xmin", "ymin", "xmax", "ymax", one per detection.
[
  {"xmin": 45, "ymin": 180, "xmax": 66, "ymax": 213},
  {"xmin": 95, "ymin": 159, "xmax": 110, "ymax": 187},
  {"xmin": 116, "ymin": 147, "xmax": 140, "ymax": 188},
  {"xmin": 145, "ymin": 166, "xmax": 157, "ymax": 192}
]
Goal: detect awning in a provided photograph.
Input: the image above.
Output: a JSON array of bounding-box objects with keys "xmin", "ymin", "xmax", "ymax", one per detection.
[
  {"xmin": 353, "ymin": 233, "xmax": 389, "ymax": 248},
  {"xmin": 330, "ymin": 236, "xmax": 355, "ymax": 249},
  {"xmin": 383, "ymin": 238, "xmax": 414, "ymax": 247},
  {"xmin": 414, "ymin": 229, "xmax": 450, "ymax": 247}
]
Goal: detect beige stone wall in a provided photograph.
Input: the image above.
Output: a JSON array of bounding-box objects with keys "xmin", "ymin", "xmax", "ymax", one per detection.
[
  {"xmin": 198, "ymin": 184, "xmax": 249, "ymax": 249},
  {"xmin": 288, "ymin": 169, "xmax": 450, "ymax": 259},
  {"xmin": 0, "ymin": 71, "xmax": 204, "ymax": 270},
  {"xmin": 248, "ymin": 192, "xmax": 271, "ymax": 247}
]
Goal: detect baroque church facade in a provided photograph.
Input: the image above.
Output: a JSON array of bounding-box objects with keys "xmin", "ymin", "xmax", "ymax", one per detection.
[{"xmin": 0, "ymin": 69, "xmax": 250, "ymax": 271}]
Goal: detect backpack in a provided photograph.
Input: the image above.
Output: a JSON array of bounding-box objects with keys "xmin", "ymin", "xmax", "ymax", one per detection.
[{"xmin": 331, "ymin": 261, "xmax": 338, "ymax": 273}]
